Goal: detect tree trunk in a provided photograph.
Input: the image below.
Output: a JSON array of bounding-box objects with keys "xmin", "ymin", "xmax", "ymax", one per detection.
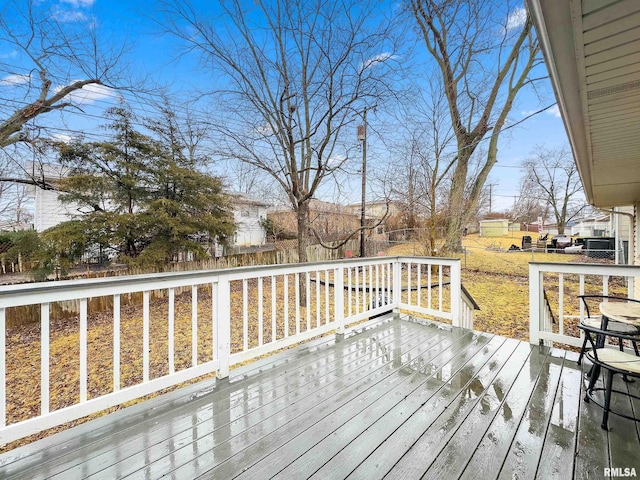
[
  {"xmin": 443, "ymin": 150, "xmax": 472, "ymax": 253},
  {"xmin": 297, "ymin": 199, "xmax": 310, "ymax": 305}
]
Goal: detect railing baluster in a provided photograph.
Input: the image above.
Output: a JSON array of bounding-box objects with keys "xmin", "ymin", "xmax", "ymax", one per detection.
[
  {"xmin": 0, "ymin": 307, "xmax": 5, "ymax": 427},
  {"xmin": 375, "ymin": 264, "xmax": 380, "ymax": 306},
  {"xmin": 271, "ymin": 275, "xmax": 277, "ymax": 342},
  {"xmin": 355, "ymin": 268, "xmax": 360, "ymax": 314},
  {"xmin": 368, "ymin": 265, "xmax": 373, "ymax": 310},
  {"xmin": 362, "ymin": 266, "xmax": 367, "ymax": 312},
  {"xmin": 41, "ymin": 302, "xmax": 50, "ymax": 416},
  {"xmin": 348, "ymin": 267, "xmax": 352, "ymax": 318},
  {"xmin": 335, "ymin": 266, "xmax": 345, "ymax": 334},
  {"xmin": 258, "ymin": 277, "xmax": 264, "ymax": 346},
  {"xmin": 284, "ymin": 275, "xmax": 289, "ymax": 338},
  {"xmin": 143, "ymin": 291, "xmax": 150, "ymax": 383},
  {"xmin": 79, "ymin": 298, "xmax": 88, "ymax": 403},
  {"xmin": 295, "ymin": 273, "xmax": 300, "ymax": 335},
  {"xmin": 417, "ymin": 263, "xmax": 421, "ymax": 307},
  {"xmin": 438, "ymin": 265, "xmax": 443, "ymax": 311},
  {"xmin": 325, "ymin": 270, "xmax": 329, "ymax": 324},
  {"xmin": 113, "ymin": 294, "xmax": 120, "ymax": 391},
  {"xmin": 243, "ymin": 279, "xmax": 248, "ymax": 351},
  {"xmin": 191, "ymin": 286, "xmax": 198, "ymax": 367},
  {"xmin": 558, "ymin": 274, "xmax": 564, "ymax": 336},
  {"xmin": 603, "ymin": 275, "xmax": 609, "ymax": 296},
  {"xmin": 168, "ymin": 288, "xmax": 175, "ymax": 375},
  {"xmin": 428, "ymin": 265, "xmax": 432, "ymax": 310},
  {"xmin": 306, "ymin": 272, "xmax": 311, "ymax": 331},
  {"xmin": 316, "ymin": 270, "xmax": 321, "ymax": 328},
  {"xmin": 407, "ymin": 262, "xmax": 412, "ymax": 306}
]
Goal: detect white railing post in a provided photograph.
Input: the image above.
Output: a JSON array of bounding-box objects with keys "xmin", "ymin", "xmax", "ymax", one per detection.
[
  {"xmin": 215, "ymin": 277, "xmax": 231, "ymax": 379},
  {"xmin": 393, "ymin": 259, "xmax": 401, "ymax": 319},
  {"xmin": 450, "ymin": 260, "xmax": 462, "ymax": 328},
  {"xmin": 334, "ymin": 266, "xmax": 345, "ymax": 335},
  {"xmin": 0, "ymin": 308, "xmax": 5, "ymax": 428},
  {"xmin": 41, "ymin": 302, "xmax": 50, "ymax": 416},
  {"xmin": 529, "ymin": 263, "xmax": 542, "ymax": 345}
]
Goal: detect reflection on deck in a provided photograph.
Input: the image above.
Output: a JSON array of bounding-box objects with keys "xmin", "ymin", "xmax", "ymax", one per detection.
[{"xmin": 0, "ymin": 315, "xmax": 638, "ymax": 479}]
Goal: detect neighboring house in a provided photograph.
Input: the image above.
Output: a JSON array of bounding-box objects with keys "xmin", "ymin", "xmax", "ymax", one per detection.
[
  {"xmin": 26, "ymin": 165, "xmax": 268, "ymax": 249},
  {"xmin": 570, "ymin": 214, "xmax": 611, "ymax": 237},
  {"xmin": 26, "ymin": 163, "xmax": 81, "ymax": 232},
  {"xmin": 230, "ymin": 193, "xmax": 270, "ymax": 247},
  {"xmin": 269, "ymin": 199, "xmax": 360, "ymax": 241},
  {"xmin": 529, "ymin": 0, "xmax": 640, "ymax": 293}
]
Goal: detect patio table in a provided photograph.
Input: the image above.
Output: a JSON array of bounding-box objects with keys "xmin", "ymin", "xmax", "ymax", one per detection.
[{"xmin": 588, "ymin": 301, "xmax": 640, "ymax": 384}]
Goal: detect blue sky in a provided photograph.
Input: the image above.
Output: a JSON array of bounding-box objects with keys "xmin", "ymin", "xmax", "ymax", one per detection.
[{"xmin": 0, "ymin": 0, "xmax": 572, "ymax": 212}]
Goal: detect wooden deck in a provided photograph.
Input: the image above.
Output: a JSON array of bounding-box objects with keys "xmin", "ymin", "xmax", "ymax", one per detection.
[{"xmin": 0, "ymin": 315, "xmax": 639, "ymax": 479}]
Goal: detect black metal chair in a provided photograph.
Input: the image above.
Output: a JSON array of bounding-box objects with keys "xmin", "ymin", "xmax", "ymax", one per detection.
[
  {"xmin": 579, "ymin": 322, "xmax": 640, "ymax": 430},
  {"xmin": 576, "ymin": 295, "xmax": 640, "ymax": 366}
]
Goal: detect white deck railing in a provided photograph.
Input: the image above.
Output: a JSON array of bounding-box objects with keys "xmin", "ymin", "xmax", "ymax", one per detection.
[
  {"xmin": 0, "ymin": 256, "xmax": 472, "ymax": 445},
  {"xmin": 529, "ymin": 262, "xmax": 639, "ymax": 347}
]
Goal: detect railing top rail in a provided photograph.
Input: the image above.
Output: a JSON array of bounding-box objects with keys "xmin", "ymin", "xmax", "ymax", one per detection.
[
  {"xmin": 529, "ymin": 261, "xmax": 640, "ymax": 275},
  {"xmin": 0, "ymin": 256, "xmax": 459, "ymax": 308}
]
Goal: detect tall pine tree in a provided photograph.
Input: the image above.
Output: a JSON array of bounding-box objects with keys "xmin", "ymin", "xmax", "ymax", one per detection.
[{"xmin": 42, "ymin": 105, "xmax": 234, "ymax": 271}]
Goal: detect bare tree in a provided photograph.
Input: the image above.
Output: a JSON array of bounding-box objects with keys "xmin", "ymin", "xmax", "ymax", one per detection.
[
  {"xmin": 160, "ymin": 0, "xmax": 399, "ymax": 262},
  {"xmin": 522, "ymin": 146, "xmax": 586, "ymax": 234},
  {"xmin": 411, "ymin": 0, "xmax": 547, "ymax": 252},
  {"xmin": 0, "ymin": 0, "xmax": 129, "ymax": 149},
  {"xmin": 388, "ymin": 78, "xmax": 456, "ymax": 255},
  {"xmin": 511, "ymin": 179, "xmax": 547, "ymax": 226}
]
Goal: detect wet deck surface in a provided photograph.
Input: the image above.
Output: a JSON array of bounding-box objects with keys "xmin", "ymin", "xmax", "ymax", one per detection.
[{"xmin": 1, "ymin": 316, "xmax": 639, "ymax": 479}]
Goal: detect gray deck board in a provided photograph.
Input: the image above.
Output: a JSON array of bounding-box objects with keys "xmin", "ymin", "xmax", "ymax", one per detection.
[
  {"xmin": 81, "ymin": 320, "xmax": 437, "ymax": 479},
  {"xmin": 270, "ymin": 334, "xmax": 504, "ymax": 479},
  {"xmin": 535, "ymin": 351, "xmax": 582, "ymax": 480},
  {"xmin": 0, "ymin": 315, "xmax": 638, "ymax": 480},
  {"xmin": 496, "ymin": 349, "xmax": 566, "ymax": 480}
]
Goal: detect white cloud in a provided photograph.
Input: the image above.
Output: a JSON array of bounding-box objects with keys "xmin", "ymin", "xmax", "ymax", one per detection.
[
  {"xmin": 60, "ymin": 0, "xmax": 95, "ymax": 7},
  {"xmin": 0, "ymin": 74, "xmax": 30, "ymax": 86},
  {"xmin": 0, "ymin": 50, "xmax": 18, "ymax": 60},
  {"xmin": 521, "ymin": 109, "xmax": 537, "ymax": 117},
  {"xmin": 506, "ymin": 7, "xmax": 527, "ymax": 31},
  {"xmin": 50, "ymin": 133, "xmax": 75, "ymax": 144},
  {"xmin": 361, "ymin": 53, "xmax": 397, "ymax": 72},
  {"xmin": 546, "ymin": 105, "xmax": 561, "ymax": 118},
  {"xmin": 54, "ymin": 9, "xmax": 88, "ymax": 23},
  {"xmin": 55, "ymin": 82, "xmax": 116, "ymax": 105}
]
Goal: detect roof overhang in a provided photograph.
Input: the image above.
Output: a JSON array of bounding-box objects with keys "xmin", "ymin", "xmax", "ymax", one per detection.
[{"xmin": 527, "ymin": 0, "xmax": 640, "ymax": 208}]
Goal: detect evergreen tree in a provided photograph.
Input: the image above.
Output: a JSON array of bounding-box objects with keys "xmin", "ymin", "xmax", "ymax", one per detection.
[{"xmin": 44, "ymin": 105, "xmax": 235, "ymax": 270}]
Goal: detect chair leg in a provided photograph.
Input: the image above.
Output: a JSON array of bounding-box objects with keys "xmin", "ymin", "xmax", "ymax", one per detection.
[
  {"xmin": 577, "ymin": 335, "xmax": 589, "ymax": 366},
  {"xmin": 601, "ymin": 370, "xmax": 614, "ymax": 430}
]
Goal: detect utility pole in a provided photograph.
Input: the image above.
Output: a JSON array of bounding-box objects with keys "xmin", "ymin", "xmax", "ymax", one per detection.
[
  {"xmin": 358, "ymin": 108, "xmax": 368, "ymax": 257},
  {"xmin": 487, "ymin": 183, "xmax": 497, "ymax": 213}
]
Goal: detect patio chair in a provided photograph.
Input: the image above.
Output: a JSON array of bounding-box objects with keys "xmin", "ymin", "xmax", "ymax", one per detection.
[
  {"xmin": 579, "ymin": 323, "xmax": 640, "ymax": 430},
  {"xmin": 576, "ymin": 295, "xmax": 640, "ymax": 366}
]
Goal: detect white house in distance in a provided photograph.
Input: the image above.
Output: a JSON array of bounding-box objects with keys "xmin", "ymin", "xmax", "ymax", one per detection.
[
  {"xmin": 26, "ymin": 164, "xmax": 269, "ymax": 249},
  {"xmin": 229, "ymin": 193, "xmax": 269, "ymax": 247},
  {"xmin": 26, "ymin": 163, "xmax": 80, "ymax": 232}
]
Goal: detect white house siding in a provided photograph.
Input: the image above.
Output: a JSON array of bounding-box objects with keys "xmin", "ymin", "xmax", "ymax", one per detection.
[
  {"xmin": 33, "ymin": 188, "xmax": 79, "ymax": 232},
  {"xmin": 635, "ymin": 203, "xmax": 639, "ymax": 299},
  {"xmin": 232, "ymin": 200, "xmax": 268, "ymax": 247}
]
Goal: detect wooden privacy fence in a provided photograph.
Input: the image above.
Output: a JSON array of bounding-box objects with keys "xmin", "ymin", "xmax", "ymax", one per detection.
[{"xmin": 4, "ymin": 240, "xmax": 361, "ymax": 328}]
